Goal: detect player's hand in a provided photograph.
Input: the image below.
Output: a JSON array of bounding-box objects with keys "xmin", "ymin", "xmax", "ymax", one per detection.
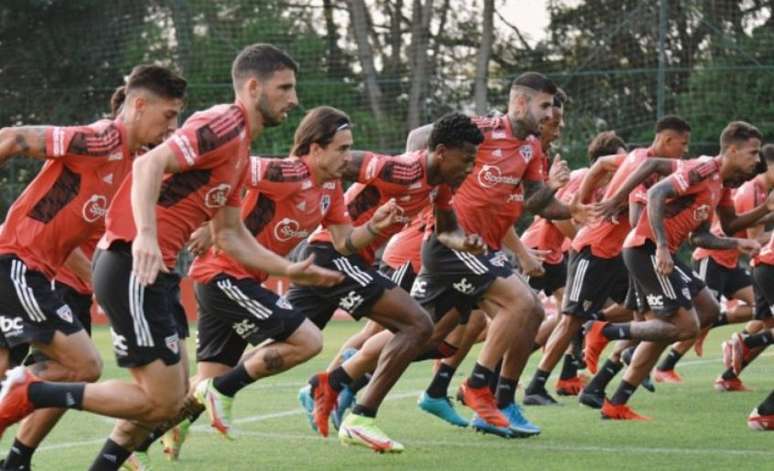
[
  {"xmin": 132, "ymin": 231, "xmax": 169, "ymax": 286},
  {"xmin": 596, "ymin": 195, "xmax": 624, "ymax": 221},
  {"xmin": 370, "ymin": 198, "xmax": 401, "ymax": 233},
  {"xmin": 188, "ymin": 224, "xmax": 214, "ymax": 257},
  {"xmin": 548, "ymin": 154, "xmax": 570, "ymax": 191},
  {"xmin": 655, "ymin": 244, "xmax": 673, "ymax": 275},
  {"xmin": 286, "ymin": 254, "xmax": 345, "ymax": 287},
  {"xmin": 570, "ymin": 201, "xmax": 602, "ymax": 226},
  {"xmin": 457, "ymin": 233, "xmax": 487, "ymax": 255},
  {"xmin": 735, "ymin": 238, "xmax": 761, "ymax": 256},
  {"xmin": 518, "ymin": 248, "xmax": 546, "ymax": 277}
]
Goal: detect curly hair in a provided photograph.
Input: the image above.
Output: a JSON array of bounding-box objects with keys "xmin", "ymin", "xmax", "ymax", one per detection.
[{"xmin": 428, "ymin": 112, "xmax": 484, "ymax": 150}]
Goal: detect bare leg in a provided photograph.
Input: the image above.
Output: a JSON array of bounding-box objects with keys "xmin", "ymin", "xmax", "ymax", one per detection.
[{"xmin": 326, "ymin": 321, "xmax": 384, "ymax": 372}]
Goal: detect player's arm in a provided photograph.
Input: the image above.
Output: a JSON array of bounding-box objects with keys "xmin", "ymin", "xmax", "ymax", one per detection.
[
  {"xmin": 689, "ymin": 221, "xmax": 760, "ymax": 254},
  {"xmin": 327, "ymin": 198, "xmax": 401, "ymax": 256},
  {"xmin": 502, "ymin": 226, "xmax": 545, "ymax": 277},
  {"xmin": 647, "ymin": 177, "xmax": 680, "ymax": 274},
  {"xmin": 575, "ymin": 154, "xmax": 622, "ymax": 204},
  {"xmin": 434, "ymin": 206, "xmax": 486, "ymax": 255},
  {"xmin": 340, "ymin": 151, "xmax": 372, "ymax": 182},
  {"xmin": 211, "ymin": 206, "xmax": 343, "ymax": 286},
  {"xmin": 62, "ymin": 247, "xmax": 92, "ymax": 285},
  {"xmin": 716, "ymin": 191, "xmax": 774, "ymax": 236},
  {"xmin": 598, "ymin": 158, "xmax": 676, "ymax": 219},
  {"xmin": 0, "ymin": 126, "xmax": 49, "ymax": 163},
  {"xmin": 406, "ymin": 124, "xmax": 434, "ymax": 152}
]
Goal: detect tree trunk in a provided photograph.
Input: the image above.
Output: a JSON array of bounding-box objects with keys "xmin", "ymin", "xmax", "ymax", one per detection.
[
  {"xmin": 346, "ymin": 0, "xmax": 388, "ymax": 148},
  {"xmin": 169, "ymin": 0, "xmax": 194, "ymax": 75},
  {"xmin": 407, "ymin": 0, "xmax": 433, "ymax": 130},
  {"xmin": 474, "ymin": 0, "xmax": 494, "ymax": 114},
  {"xmin": 323, "ymin": 0, "xmax": 344, "ymax": 77}
]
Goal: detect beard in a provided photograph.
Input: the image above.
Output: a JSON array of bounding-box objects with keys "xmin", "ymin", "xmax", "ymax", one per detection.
[{"xmin": 257, "ymin": 93, "xmax": 283, "ymax": 128}]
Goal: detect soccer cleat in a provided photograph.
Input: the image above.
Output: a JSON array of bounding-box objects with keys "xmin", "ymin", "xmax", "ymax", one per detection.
[
  {"xmin": 555, "ymin": 376, "xmax": 585, "ymax": 396},
  {"xmin": 417, "ymin": 392, "xmax": 468, "ymax": 427},
  {"xmin": 653, "ymin": 369, "xmax": 683, "ymax": 384},
  {"xmin": 722, "ymin": 340, "xmax": 734, "ymax": 371},
  {"xmin": 470, "ymin": 414, "xmax": 512, "ymax": 438},
  {"xmin": 747, "ymin": 408, "xmax": 774, "ymax": 431},
  {"xmin": 338, "ymin": 414, "xmax": 404, "ymax": 453},
  {"xmin": 0, "ymin": 367, "xmax": 38, "ymax": 440},
  {"xmin": 121, "ymin": 451, "xmax": 151, "ymax": 471},
  {"xmin": 332, "ymin": 386, "xmax": 356, "ymax": 431},
  {"xmin": 311, "ymin": 373, "xmax": 338, "ymax": 437},
  {"xmin": 161, "ymin": 419, "xmax": 191, "ymax": 461},
  {"xmin": 194, "ymin": 378, "xmax": 234, "ymax": 440},
  {"xmin": 641, "ymin": 375, "xmax": 656, "ymax": 393},
  {"xmin": 297, "ymin": 384, "xmax": 318, "ymax": 432},
  {"xmin": 730, "ymin": 333, "xmax": 750, "ymax": 376},
  {"xmin": 0, "ymin": 459, "xmax": 30, "ymax": 471},
  {"xmin": 584, "ymin": 322, "xmax": 610, "ymax": 374},
  {"xmin": 578, "ymin": 389, "xmax": 605, "ymax": 409},
  {"xmin": 500, "ymin": 403, "xmax": 540, "ymax": 437},
  {"xmin": 600, "ymin": 399, "xmax": 650, "ymax": 421},
  {"xmin": 693, "ymin": 327, "xmax": 710, "ymax": 357},
  {"xmin": 458, "ymin": 382, "xmax": 509, "ymax": 428},
  {"xmin": 523, "ymin": 389, "xmax": 560, "ymax": 406},
  {"xmin": 714, "ymin": 376, "xmax": 750, "ymax": 392}
]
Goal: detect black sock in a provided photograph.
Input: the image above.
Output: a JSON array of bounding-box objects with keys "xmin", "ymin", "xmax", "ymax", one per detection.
[
  {"xmin": 559, "ymin": 354, "xmax": 578, "ymax": 380},
  {"xmin": 656, "ymin": 348, "xmax": 683, "ymax": 371},
  {"xmin": 27, "ymin": 382, "xmax": 84, "ymax": 409},
  {"xmin": 350, "ymin": 373, "xmax": 371, "ymax": 394},
  {"xmin": 4, "ymin": 438, "xmax": 35, "ymax": 469},
  {"xmin": 602, "ymin": 323, "xmax": 631, "ymax": 340},
  {"xmin": 744, "ymin": 331, "xmax": 774, "ymax": 349},
  {"xmin": 758, "ymin": 390, "xmax": 774, "ymax": 415},
  {"xmin": 426, "ymin": 363, "xmax": 457, "ymax": 398},
  {"xmin": 488, "ymin": 361, "xmax": 502, "ymax": 394},
  {"xmin": 610, "ymin": 380, "xmax": 637, "ymax": 405},
  {"xmin": 469, "ymin": 362, "xmax": 495, "ymax": 389},
  {"xmin": 720, "ymin": 368, "xmax": 738, "ymax": 381},
  {"xmin": 88, "ymin": 439, "xmax": 131, "ymax": 471},
  {"xmin": 525, "ymin": 369, "xmax": 550, "ymax": 395},
  {"xmin": 586, "ymin": 359, "xmax": 623, "ymax": 393},
  {"xmin": 351, "ymin": 403, "xmax": 377, "ymax": 418},
  {"xmin": 712, "ymin": 311, "xmax": 729, "ymax": 327},
  {"xmin": 328, "ymin": 366, "xmax": 353, "ymax": 392},
  {"xmin": 495, "ymin": 377, "xmax": 518, "ymax": 409},
  {"xmin": 134, "ymin": 427, "xmax": 163, "ymax": 453},
  {"xmin": 591, "ymin": 311, "xmax": 606, "ymax": 322},
  {"xmin": 213, "ymin": 363, "xmax": 254, "ymax": 397}
]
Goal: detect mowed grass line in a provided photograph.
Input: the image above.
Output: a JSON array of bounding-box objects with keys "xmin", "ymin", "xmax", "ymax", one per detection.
[{"xmin": 3, "ymin": 322, "xmax": 772, "ymax": 470}]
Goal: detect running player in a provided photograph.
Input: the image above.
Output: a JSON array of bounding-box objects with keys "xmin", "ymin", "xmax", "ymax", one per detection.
[
  {"xmin": 597, "ymin": 121, "xmax": 766, "ymax": 419},
  {"xmin": 0, "ymin": 44, "xmax": 343, "ymax": 470},
  {"xmin": 0, "ymin": 65, "xmax": 187, "ymax": 471},
  {"xmin": 291, "ymin": 112, "xmax": 485, "ymax": 452}
]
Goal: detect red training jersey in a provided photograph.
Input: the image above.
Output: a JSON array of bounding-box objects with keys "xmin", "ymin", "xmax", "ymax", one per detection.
[
  {"xmin": 189, "ymin": 156, "xmax": 350, "ymax": 283},
  {"xmin": 381, "ymin": 205, "xmax": 433, "ymax": 272},
  {"xmin": 452, "ymin": 115, "xmax": 544, "ymax": 250},
  {"xmin": 55, "ymin": 232, "xmax": 101, "ymax": 294},
  {"xmin": 101, "ymin": 102, "xmax": 250, "ymax": 268},
  {"xmin": 0, "ymin": 119, "xmax": 134, "ymax": 278}
]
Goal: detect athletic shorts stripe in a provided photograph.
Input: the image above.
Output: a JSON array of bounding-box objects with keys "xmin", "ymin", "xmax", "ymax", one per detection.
[
  {"xmin": 698, "ymin": 257, "xmax": 709, "ymax": 281},
  {"xmin": 391, "ymin": 262, "xmax": 410, "ymax": 286},
  {"xmin": 649, "ymin": 255, "xmax": 677, "ymax": 299},
  {"xmin": 216, "ymin": 279, "xmax": 273, "ymax": 320},
  {"xmin": 452, "ymin": 249, "xmax": 487, "ymax": 275},
  {"xmin": 569, "ymin": 259, "xmax": 589, "ymax": 302},
  {"xmin": 10, "ymin": 259, "xmax": 46, "ymax": 322},
  {"xmin": 675, "ymin": 265, "xmax": 692, "ymax": 283},
  {"xmin": 129, "ymin": 273, "xmax": 154, "ymax": 347},
  {"xmin": 333, "ymin": 258, "xmax": 372, "ymax": 287}
]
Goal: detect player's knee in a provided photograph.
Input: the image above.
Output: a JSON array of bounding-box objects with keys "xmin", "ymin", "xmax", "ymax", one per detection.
[
  {"xmin": 79, "ymin": 354, "xmax": 103, "ymax": 382},
  {"xmin": 302, "ymin": 327, "xmax": 324, "ymax": 359},
  {"xmin": 677, "ymin": 318, "xmax": 700, "ymax": 341},
  {"xmin": 408, "ymin": 309, "xmax": 433, "ymax": 342},
  {"xmin": 144, "ymin": 396, "xmax": 185, "ymax": 423}
]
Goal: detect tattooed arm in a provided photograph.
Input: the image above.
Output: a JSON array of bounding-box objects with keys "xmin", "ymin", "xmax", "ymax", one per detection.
[
  {"xmin": 523, "ymin": 179, "xmax": 568, "ymax": 219},
  {"xmin": 340, "ymin": 150, "xmax": 373, "ymax": 182},
  {"xmin": 0, "ymin": 126, "xmax": 48, "ymax": 164},
  {"xmin": 690, "ymin": 221, "xmax": 760, "ymax": 254}
]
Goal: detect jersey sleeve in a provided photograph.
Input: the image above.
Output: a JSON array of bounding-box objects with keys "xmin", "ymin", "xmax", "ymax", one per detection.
[
  {"xmin": 355, "ymin": 152, "xmax": 391, "ymax": 185},
  {"xmin": 245, "ymin": 157, "xmax": 308, "ymax": 200},
  {"xmin": 45, "ymin": 121, "xmax": 123, "ymax": 166},
  {"xmin": 733, "ymin": 182, "xmax": 757, "ymax": 214},
  {"xmin": 670, "ymin": 159, "xmax": 717, "ymax": 197},
  {"xmin": 522, "ymin": 141, "xmax": 545, "ymax": 182},
  {"xmin": 226, "ymin": 167, "xmax": 247, "ymax": 208},
  {"xmin": 322, "ymin": 185, "xmax": 351, "ymax": 227},
  {"xmin": 167, "ymin": 106, "xmax": 244, "ymax": 172}
]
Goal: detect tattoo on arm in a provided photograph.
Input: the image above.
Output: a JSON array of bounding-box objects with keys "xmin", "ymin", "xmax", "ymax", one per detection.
[
  {"xmin": 341, "ymin": 151, "xmax": 370, "ymax": 182},
  {"xmin": 690, "ymin": 222, "xmax": 739, "ymax": 249},
  {"xmin": 647, "ymin": 181, "xmax": 677, "ymax": 247},
  {"xmin": 524, "ymin": 180, "xmax": 570, "ymax": 219},
  {"xmin": 434, "ymin": 207, "xmax": 458, "ymax": 234}
]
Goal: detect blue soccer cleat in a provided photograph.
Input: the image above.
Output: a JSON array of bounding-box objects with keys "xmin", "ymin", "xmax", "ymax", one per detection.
[
  {"xmin": 417, "ymin": 391, "xmax": 468, "ymax": 427},
  {"xmin": 500, "ymin": 403, "xmax": 541, "ymax": 437},
  {"xmin": 297, "ymin": 384, "xmax": 317, "ymax": 432},
  {"xmin": 470, "ymin": 414, "xmax": 511, "ymax": 438}
]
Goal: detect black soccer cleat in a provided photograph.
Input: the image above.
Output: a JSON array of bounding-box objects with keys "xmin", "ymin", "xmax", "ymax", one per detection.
[
  {"xmin": 523, "ymin": 390, "xmax": 560, "ymax": 406},
  {"xmin": 578, "ymin": 389, "xmax": 605, "ymax": 409}
]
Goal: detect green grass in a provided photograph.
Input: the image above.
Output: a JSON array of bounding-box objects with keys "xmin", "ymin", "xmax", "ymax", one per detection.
[{"xmin": 2, "ymin": 322, "xmax": 773, "ymax": 470}]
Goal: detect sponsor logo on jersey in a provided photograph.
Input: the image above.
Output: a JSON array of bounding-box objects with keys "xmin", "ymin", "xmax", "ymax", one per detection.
[
  {"xmin": 0, "ymin": 316, "xmax": 23, "ymax": 336},
  {"xmin": 410, "ymin": 279, "xmax": 427, "ymax": 298},
  {"xmin": 204, "ymin": 183, "xmax": 232, "ymax": 208},
  {"xmin": 646, "ymin": 294, "xmax": 664, "ymax": 309},
  {"xmin": 274, "ymin": 218, "xmax": 310, "ymax": 242},
  {"xmin": 339, "ymin": 291, "xmax": 365, "ymax": 312},
  {"xmin": 110, "ymin": 328, "xmax": 128, "ymax": 356},
  {"xmin": 320, "ymin": 195, "xmax": 331, "ymax": 214},
  {"xmin": 452, "ymin": 278, "xmax": 475, "ymax": 295},
  {"xmin": 82, "ymin": 194, "xmax": 108, "ymax": 222},
  {"xmin": 477, "ymin": 165, "xmax": 521, "ymax": 188},
  {"xmin": 506, "ymin": 193, "xmax": 524, "ymax": 203},
  {"xmin": 323, "ymin": 181, "xmax": 336, "ymax": 190},
  {"xmin": 233, "ymin": 319, "xmax": 259, "ymax": 338}
]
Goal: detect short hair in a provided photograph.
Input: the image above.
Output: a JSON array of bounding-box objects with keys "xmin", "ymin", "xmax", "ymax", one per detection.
[
  {"xmin": 655, "ymin": 115, "xmax": 691, "ymax": 134},
  {"xmin": 553, "ymin": 88, "xmax": 568, "ymax": 108},
  {"xmin": 762, "ymin": 144, "xmax": 774, "ymax": 164},
  {"xmin": 428, "ymin": 113, "xmax": 484, "ymax": 150},
  {"xmin": 587, "ymin": 131, "xmax": 627, "ymax": 163},
  {"xmin": 291, "ymin": 106, "xmax": 351, "ymax": 157},
  {"xmin": 112, "ymin": 64, "xmax": 187, "ymax": 116},
  {"xmin": 720, "ymin": 121, "xmax": 763, "ymax": 152},
  {"xmin": 232, "ymin": 43, "xmax": 298, "ymax": 85},
  {"xmin": 510, "ymin": 72, "xmax": 558, "ymax": 95}
]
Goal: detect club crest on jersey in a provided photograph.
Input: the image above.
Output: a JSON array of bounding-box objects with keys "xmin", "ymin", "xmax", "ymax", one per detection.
[
  {"xmin": 429, "ymin": 187, "xmax": 439, "ymax": 202},
  {"xmin": 165, "ymin": 334, "xmax": 180, "ymax": 354},
  {"xmin": 320, "ymin": 195, "xmax": 331, "ymax": 215},
  {"xmin": 204, "ymin": 183, "xmax": 232, "ymax": 208},
  {"xmin": 274, "ymin": 218, "xmax": 310, "ymax": 242},
  {"xmin": 56, "ymin": 305, "xmax": 73, "ymax": 323},
  {"xmin": 82, "ymin": 194, "xmax": 108, "ymax": 222},
  {"xmin": 693, "ymin": 204, "xmax": 710, "ymax": 222},
  {"xmin": 477, "ymin": 165, "xmax": 521, "ymax": 188},
  {"xmin": 519, "ymin": 145, "xmax": 534, "ymax": 162}
]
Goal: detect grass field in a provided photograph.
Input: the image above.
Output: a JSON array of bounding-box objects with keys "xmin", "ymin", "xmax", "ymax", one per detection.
[{"xmin": 2, "ymin": 321, "xmax": 772, "ymax": 470}]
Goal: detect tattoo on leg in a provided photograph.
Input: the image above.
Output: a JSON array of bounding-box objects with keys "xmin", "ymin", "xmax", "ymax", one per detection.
[{"xmin": 263, "ymin": 349, "xmax": 284, "ymax": 372}]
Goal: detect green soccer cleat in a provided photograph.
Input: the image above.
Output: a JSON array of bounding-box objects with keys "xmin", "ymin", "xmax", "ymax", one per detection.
[
  {"xmin": 121, "ymin": 451, "xmax": 152, "ymax": 470},
  {"xmin": 161, "ymin": 418, "xmax": 191, "ymax": 461},
  {"xmin": 194, "ymin": 378, "xmax": 235, "ymax": 440},
  {"xmin": 338, "ymin": 414, "xmax": 405, "ymax": 453}
]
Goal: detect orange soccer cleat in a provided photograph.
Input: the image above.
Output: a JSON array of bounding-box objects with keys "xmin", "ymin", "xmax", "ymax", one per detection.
[
  {"xmin": 458, "ymin": 381, "xmax": 509, "ymax": 428},
  {"xmin": 311, "ymin": 373, "xmax": 339, "ymax": 437},
  {"xmin": 653, "ymin": 369, "xmax": 683, "ymax": 384},
  {"xmin": 584, "ymin": 322, "xmax": 610, "ymax": 374},
  {"xmin": 601, "ymin": 399, "xmax": 650, "ymax": 421}
]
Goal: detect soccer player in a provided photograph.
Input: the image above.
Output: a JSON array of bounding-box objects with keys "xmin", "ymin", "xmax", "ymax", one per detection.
[
  {"xmin": 0, "ymin": 44, "xmax": 343, "ymax": 470},
  {"xmin": 291, "ymin": 112, "xmax": 485, "ymax": 452},
  {"xmin": 406, "ymin": 72, "xmax": 594, "ymax": 437},
  {"xmin": 597, "ymin": 121, "xmax": 766, "ymax": 420},
  {"xmin": 0, "ymin": 64, "xmax": 187, "ymax": 471},
  {"xmin": 522, "ymin": 130, "xmax": 629, "ymax": 404}
]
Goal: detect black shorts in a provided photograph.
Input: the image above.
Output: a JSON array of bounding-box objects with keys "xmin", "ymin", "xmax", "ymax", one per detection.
[
  {"xmin": 562, "ymin": 247, "xmax": 629, "ymax": 320},
  {"xmin": 0, "ymin": 254, "xmax": 84, "ymax": 349},
  {"xmin": 752, "ymin": 264, "xmax": 774, "ymax": 320},
  {"xmin": 623, "ymin": 241, "xmax": 705, "ymax": 318},
  {"xmin": 195, "ymin": 274, "xmax": 307, "ymax": 366},
  {"xmin": 285, "ymin": 242, "xmax": 395, "ymax": 330},
  {"xmin": 411, "ymin": 234, "xmax": 513, "ymax": 322},
  {"xmin": 169, "ymin": 281, "xmax": 190, "ymax": 339},
  {"xmin": 92, "ymin": 243, "xmax": 183, "ymax": 368},
  {"xmin": 693, "ymin": 256, "xmax": 752, "ymax": 302},
  {"xmin": 527, "ymin": 258, "xmax": 567, "ymax": 297},
  {"xmin": 379, "ymin": 262, "xmax": 417, "ymax": 293}
]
